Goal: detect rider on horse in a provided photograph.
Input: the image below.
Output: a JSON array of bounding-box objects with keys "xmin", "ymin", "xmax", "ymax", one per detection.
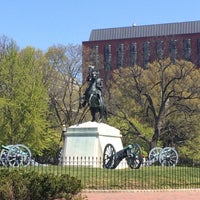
[
  {"xmin": 80, "ymin": 65, "xmax": 106, "ymax": 122},
  {"xmin": 84, "ymin": 66, "xmax": 103, "ymax": 105}
]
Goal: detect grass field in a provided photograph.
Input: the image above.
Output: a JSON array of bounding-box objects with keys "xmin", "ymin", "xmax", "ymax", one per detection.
[{"xmin": 7, "ymin": 164, "xmax": 199, "ymax": 190}]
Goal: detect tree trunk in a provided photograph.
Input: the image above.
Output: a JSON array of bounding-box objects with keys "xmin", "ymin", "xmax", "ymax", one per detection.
[{"xmin": 150, "ymin": 126, "xmax": 160, "ymax": 149}]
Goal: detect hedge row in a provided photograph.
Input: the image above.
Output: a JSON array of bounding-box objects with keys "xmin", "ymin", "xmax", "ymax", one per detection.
[{"xmin": 0, "ymin": 169, "xmax": 83, "ymax": 200}]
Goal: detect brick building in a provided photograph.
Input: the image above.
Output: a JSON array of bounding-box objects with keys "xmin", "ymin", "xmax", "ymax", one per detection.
[{"xmin": 82, "ymin": 20, "xmax": 200, "ymax": 81}]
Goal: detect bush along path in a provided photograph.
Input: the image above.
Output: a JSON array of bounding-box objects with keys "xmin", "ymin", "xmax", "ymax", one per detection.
[{"xmin": 0, "ymin": 169, "xmax": 84, "ymax": 200}]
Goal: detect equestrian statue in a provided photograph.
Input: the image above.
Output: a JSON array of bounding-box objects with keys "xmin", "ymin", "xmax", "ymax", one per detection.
[{"xmin": 79, "ymin": 65, "xmax": 107, "ymax": 122}]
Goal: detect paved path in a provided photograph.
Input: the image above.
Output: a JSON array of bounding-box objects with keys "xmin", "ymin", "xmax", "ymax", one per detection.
[{"xmin": 83, "ymin": 189, "xmax": 200, "ymax": 200}]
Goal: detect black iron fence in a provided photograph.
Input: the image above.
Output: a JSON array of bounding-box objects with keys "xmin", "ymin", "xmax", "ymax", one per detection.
[{"xmin": 1, "ymin": 156, "xmax": 199, "ymax": 190}]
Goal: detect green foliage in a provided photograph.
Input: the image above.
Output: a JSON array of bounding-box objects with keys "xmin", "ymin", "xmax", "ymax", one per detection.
[
  {"xmin": 0, "ymin": 169, "xmax": 82, "ymax": 200},
  {"xmin": 108, "ymin": 59, "xmax": 200, "ymax": 159},
  {"xmin": 0, "ymin": 169, "xmax": 29, "ymax": 200},
  {"xmin": 107, "ymin": 115, "xmax": 153, "ymax": 141},
  {"xmin": 107, "ymin": 115, "xmax": 153, "ymax": 155},
  {"xmin": 0, "ymin": 37, "xmax": 83, "ymax": 161},
  {"xmin": 178, "ymin": 133, "xmax": 200, "ymax": 161},
  {"xmin": 0, "ymin": 44, "xmax": 53, "ymax": 155}
]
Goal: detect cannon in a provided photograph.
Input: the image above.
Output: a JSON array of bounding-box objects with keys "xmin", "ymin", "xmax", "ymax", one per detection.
[
  {"xmin": 147, "ymin": 146, "xmax": 178, "ymax": 166},
  {"xmin": 0, "ymin": 144, "xmax": 32, "ymax": 167},
  {"xmin": 103, "ymin": 143, "xmax": 143, "ymax": 169}
]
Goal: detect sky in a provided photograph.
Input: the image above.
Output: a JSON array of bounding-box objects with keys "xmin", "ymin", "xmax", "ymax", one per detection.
[{"xmin": 1, "ymin": 0, "xmax": 200, "ymax": 51}]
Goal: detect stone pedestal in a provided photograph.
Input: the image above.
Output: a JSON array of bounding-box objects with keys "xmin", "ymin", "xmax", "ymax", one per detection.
[{"xmin": 62, "ymin": 121, "xmax": 124, "ymax": 168}]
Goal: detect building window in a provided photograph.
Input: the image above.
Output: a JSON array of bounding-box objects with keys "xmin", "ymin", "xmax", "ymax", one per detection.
[
  {"xmin": 117, "ymin": 43, "xmax": 124, "ymax": 68},
  {"xmin": 169, "ymin": 40, "xmax": 177, "ymax": 63},
  {"xmin": 156, "ymin": 40, "xmax": 164, "ymax": 60},
  {"xmin": 143, "ymin": 41, "xmax": 150, "ymax": 68},
  {"xmin": 92, "ymin": 45, "xmax": 99, "ymax": 68},
  {"xmin": 104, "ymin": 44, "xmax": 112, "ymax": 70},
  {"xmin": 130, "ymin": 43, "xmax": 137, "ymax": 66},
  {"xmin": 183, "ymin": 39, "xmax": 191, "ymax": 61}
]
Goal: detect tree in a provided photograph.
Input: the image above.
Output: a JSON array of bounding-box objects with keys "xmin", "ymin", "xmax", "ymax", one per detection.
[
  {"xmin": 44, "ymin": 44, "xmax": 84, "ymax": 128},
  {"xmin": 0, "ymin": 43, "xmax": 51, "ymax": 155},
  {"xmin": 108, "ymin": 59, "xmax": 200, "ymax": 155}
]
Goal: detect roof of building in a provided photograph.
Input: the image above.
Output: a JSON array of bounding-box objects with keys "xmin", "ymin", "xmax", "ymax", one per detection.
[{"xmin": 89, "ymin": 20, "xmax": 200, "ymax": 41}]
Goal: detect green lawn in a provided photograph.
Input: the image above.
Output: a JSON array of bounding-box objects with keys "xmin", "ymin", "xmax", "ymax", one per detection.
[{"xmin": 8, "ymin": 165, "xmax": 199, "ymax": 190}]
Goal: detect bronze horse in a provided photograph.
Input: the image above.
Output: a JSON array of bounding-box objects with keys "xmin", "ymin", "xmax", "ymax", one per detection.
[{"xmin": 79, "ymin": 66, "xmax": 107, "ymax": 122}]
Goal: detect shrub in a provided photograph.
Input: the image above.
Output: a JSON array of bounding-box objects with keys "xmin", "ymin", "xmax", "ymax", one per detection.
[
  {"xmin": 0, "ymin": 169, "xmax": 82, "ymax": 200},
  {"xmin": 0, "ymin": 169, "xmax": 29, "ymax": 200}
]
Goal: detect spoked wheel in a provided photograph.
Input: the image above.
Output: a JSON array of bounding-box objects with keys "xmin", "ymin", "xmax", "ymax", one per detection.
[
  {"xmin": 7, "ymin": 144, "xmax": 32, "ymax": 167},
  {"xmin": 0, "ymin": 145, "xmax": 13, "ymax": 166},
  {"xmin": 148, "ymin": 147, "xmax": 162, "ymax": 165},
  {"xmin": 103, "ymin": 143, "xmax": 116, "ymax": 169},
  {"xmin": 126, "ymin": 143, "xmax": 143, "ymax": 169},
  {"xmin": 159, "ymin": 147, "xmax": 178, "ymax": 166}
]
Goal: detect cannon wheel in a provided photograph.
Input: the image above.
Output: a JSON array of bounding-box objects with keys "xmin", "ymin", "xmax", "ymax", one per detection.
[
  {"xmin": 7, "ymin": 144, "xmax": 32, "ymax": 167},
  {"xmin": 159, "ymin": 147, "xmax": 178, "ymax": 166},
  {"xmin": 126, "ymin": 143, "xmax": 143, "ymax": 169},
  {"xmin": 148, "ymin": 147, "xmax": 162, "ymax": 165},
  {"xmin": 0, "ymin": 145, "xmax": 13, "ymax": 166},
  {"xmin": 103, "ymin": 143, "xmax": 116, "ymax": 169}
]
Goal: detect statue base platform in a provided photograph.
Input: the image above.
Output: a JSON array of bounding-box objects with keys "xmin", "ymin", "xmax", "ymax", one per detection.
[{"xmin": 62, "ymin": 121, "xmax": 125, "ymax": 168}]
